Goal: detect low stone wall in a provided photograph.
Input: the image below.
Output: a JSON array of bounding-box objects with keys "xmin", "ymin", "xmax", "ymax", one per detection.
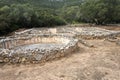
[
  {"xmin": 0, "ymin": 34, "xmax": 78, "ymax": 63},
  {"xmin": 14, "ymin": 27, "xmax": 120, "ymax": 40},
  {"xmin": 0, "ymin": 35, "xmax": 70, "ymax": 49}
]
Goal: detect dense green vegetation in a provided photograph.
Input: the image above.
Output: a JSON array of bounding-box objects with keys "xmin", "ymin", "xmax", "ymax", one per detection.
[
  {"xmin": 0, "ymin": 0, "xmax": 120, "ymax": 35},
  {"xmin": 80, "ymin": 0, "xmax": 120, "ymax": 24}
]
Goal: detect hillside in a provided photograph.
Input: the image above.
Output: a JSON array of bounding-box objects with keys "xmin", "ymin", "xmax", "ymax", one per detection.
[{"xmin": 0, "ymin": 0, "xmax": 120, "ymax": 35}]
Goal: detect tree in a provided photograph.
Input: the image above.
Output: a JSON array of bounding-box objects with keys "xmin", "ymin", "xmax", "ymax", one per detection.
[
  {"xmin": 60, "ymin": 6, "xmax": 80, "ymax": 23},
  {"xmin": 0, "ymin": 3, "xmax": 66, "ymax": 35},
  {"xmin": 80, "ymin": 0, "xmax": 120, "ymax": 24},
  {"xmin": 0, "ymin": 5, "xmax": 11, "ymax": 34}
]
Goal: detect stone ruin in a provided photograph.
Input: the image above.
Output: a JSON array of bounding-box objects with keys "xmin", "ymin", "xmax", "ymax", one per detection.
[
  {"xmin": 0, "ymin": 27, "xmax": 120, "ymax": 63},
  {"xmin": 0, "ymin": 34, "xmax": 78, "ymax": 63},
  {"xmin": 20, "ymin": 27, "xmax": 120, "ymax": 38}
]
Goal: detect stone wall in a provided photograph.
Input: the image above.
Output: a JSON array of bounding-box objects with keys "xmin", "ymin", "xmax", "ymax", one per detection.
[
  {"xmin": 14, "ymin": 27, "xmax": 120, "ymax": 39},
  {"xmin": 1, "ymin": 27, "xmax": 118, "ymax": 63},
  {"xmin": 0, "ymin": 35, "xmax": 71, "ymax": 49},
  {"xmin": 0, "ymin": 34, "xmax": 78, "ymax": 63}
]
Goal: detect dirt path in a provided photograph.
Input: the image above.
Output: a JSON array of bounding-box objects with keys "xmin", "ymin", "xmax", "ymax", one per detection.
[{"xmin": 0, "ymin": 39, "xmax": 120, "ymax": 80}]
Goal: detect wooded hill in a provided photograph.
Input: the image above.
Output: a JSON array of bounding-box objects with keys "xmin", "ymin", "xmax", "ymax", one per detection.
[{"xmin": 0, "ymin": 0, "xmax": 120, "ymax": 35}]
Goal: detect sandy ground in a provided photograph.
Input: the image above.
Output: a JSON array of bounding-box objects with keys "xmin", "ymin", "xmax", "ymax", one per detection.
[{"xmin": 0, "ymin": 38, "xmax": 120, "ymax": 80}]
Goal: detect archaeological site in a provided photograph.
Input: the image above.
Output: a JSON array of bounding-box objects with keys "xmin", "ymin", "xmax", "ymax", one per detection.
[
  {"xmin": 0, "ymin": 25, "xmax": 120, "ymax": 80},
  {"xmin": 0, "ymin": 26, "xmax": 120, "ymax": 63}
]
